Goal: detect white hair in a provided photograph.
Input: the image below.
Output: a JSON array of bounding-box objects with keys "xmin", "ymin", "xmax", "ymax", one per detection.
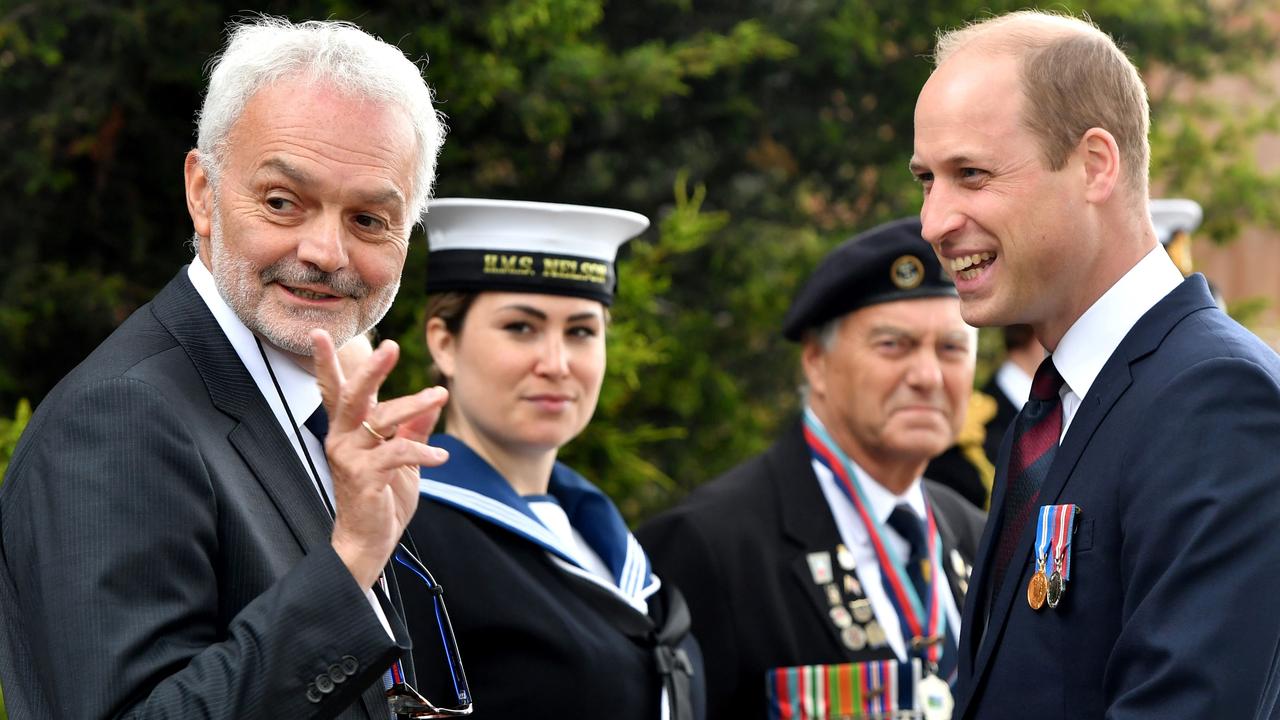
[{"xmin": 195, "ymin": 15, "xmax": 446, "ymax": 223}]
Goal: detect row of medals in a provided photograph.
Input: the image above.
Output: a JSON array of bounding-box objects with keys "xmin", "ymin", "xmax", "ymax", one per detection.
[
  {"xmin": 814, "ymin": 544, "xmax": 973, "ymax": 652},
  {"xmin": 1026, "ymin": 555, "xmax": 1066, "ymax": 610},
  {"xmin": 813, "ymin": 544, "xmax": 964, "ymax": 720},
  {"xmin": 813, "ymin": 544, "xmax": 888, "ymax": 653}
]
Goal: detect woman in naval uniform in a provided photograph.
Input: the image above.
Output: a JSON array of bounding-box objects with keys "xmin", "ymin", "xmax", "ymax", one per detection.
[{"xmin": 398, "ymin": 198, "xmax": 703, "ymax": 720}]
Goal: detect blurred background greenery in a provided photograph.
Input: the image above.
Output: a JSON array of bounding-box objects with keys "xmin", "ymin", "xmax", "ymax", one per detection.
[{"xmin": 3, "ymin": 2, "xmax": 1280, "ymax": 712}]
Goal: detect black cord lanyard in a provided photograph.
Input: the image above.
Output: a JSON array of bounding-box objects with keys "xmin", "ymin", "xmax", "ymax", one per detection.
[
  {"xmin": 254, "ymin": 337, "xmax": 336, "ymax": 518},
  {"xmin": 253, "ymin": 337, "xmax": 472, "ymax": 714}
]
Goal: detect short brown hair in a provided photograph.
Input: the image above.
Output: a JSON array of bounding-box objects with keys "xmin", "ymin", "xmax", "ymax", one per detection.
[
  {"xmin": 934, "ymin": 11, "xmax": 1150, "ymax": 194},
  {"xmin": 425, "ymin": 291, "xmax": 477, "ymax": 385}
]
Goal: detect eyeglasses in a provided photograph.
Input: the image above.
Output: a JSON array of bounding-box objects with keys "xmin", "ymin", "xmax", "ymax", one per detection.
[{"xmin": 388, "ymin": 546, "xmax": 473, "ymax": 718}]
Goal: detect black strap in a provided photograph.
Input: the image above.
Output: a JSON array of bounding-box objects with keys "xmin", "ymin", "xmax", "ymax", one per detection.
[
  {"xmin": 555, "ymin": 571, "xmax": 696, "ymax": 720},
  {"xmin": 651, "ymin": 584, "xmax": 695, "ymax": 720}
]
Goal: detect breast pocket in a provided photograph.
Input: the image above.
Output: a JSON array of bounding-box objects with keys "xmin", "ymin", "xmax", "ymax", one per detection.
[{"xmin": 1073, "ymin": 518, "xmax": 1094, "ymax": 554}]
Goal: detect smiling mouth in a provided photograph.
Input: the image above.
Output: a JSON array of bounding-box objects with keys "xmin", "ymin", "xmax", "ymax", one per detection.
[
  {"xmin": 950, "ymin": 252, "xmax": 995, "ymax": 280},
  {"xmin": 281, "ymin": 284, "xmax": 340, "ymax": 301}
]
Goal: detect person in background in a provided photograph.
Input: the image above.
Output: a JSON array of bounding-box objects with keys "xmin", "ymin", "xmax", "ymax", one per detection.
[
  {"xmin": 1149, "ymin": 197, "xmax": 1201, "ymax": 279},
  {"xmin": 639, "ymin": 218, "xmax": 985, "ymax": 720},
  {"xmin": 978, "ymin": 324, "xmax": 1043, "ymax": 468},
  {"xmin": 911, "ymin": 10, "xmax": 1280, "ymax": 718},
  {"xmin": 928, "ymin": 322, "xmax": 1045, "ymax": 511},
  {"xmin": 1150, "ymin": 198, "xmax": 1227, "ymax": 309},
  {"xmin": 0, "ymin": 17, "xmax": 451, "ymax": 719},
  {"xmin": 922, "ymin": 390, "xmax": 997, "ymax": 510},
  {"xmin": 401, "ymin": 198, "xmax": 704, "ymax": 720}
]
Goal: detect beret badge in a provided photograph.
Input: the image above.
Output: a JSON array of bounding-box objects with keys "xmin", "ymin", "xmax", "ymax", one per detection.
[{"xmin": 891, "ymin": 255, "xmax": 925, "ymax": 290}]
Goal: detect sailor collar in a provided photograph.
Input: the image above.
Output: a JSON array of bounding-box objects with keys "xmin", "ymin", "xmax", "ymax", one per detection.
[{"xmin": 419, "ymin": 434, "xmax": 658, "ymax": 613}]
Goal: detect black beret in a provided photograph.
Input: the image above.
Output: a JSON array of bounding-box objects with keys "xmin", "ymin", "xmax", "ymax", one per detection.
[{"xmin": 782, "ymin": 217, "xmax": 956, "ymax": 341}]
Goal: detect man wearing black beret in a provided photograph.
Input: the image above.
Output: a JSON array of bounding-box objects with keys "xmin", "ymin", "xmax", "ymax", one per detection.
[{"xmin": 639, "ymin": 217, "xmax": 986, "ymax": 720}]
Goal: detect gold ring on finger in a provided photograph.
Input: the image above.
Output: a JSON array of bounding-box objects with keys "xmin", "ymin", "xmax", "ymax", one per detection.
[{"xmin": 361, "ymin": 420, "xmax": 391, "ymax": 442}]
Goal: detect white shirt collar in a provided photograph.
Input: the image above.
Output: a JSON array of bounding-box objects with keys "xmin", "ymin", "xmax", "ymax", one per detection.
[
  {"xmin": 1052, "ymin": 245, "xmax": 1183, "ymax": 403},
  {"xmin": 187, "ymin": 258, "xmax": 322, "ymax": 432},
  {"xmin": 994, "ymin": 359, "xmax": 1033, "ymax": 411},
  {"xmin": 805, "ymin": 406, "xmax": 927, "ymax": 523}
]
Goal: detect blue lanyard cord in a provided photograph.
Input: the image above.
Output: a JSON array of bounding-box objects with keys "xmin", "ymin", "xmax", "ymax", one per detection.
[{"xmin": 394, "ymin": 546, "xmax": 470, "ymax": 703}]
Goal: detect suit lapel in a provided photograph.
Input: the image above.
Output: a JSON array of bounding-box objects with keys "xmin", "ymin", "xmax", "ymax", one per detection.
[
  {"xmin": 958, "ymin": 276, "xmax": 1216, "ymax": 717},
  {"xmin": 773, "ymin": 424, "xmax": 854, "ymax": 657},
  {"xmin": 153, "ymin": 270, "xmax": 405, "ymax": 719},
  {"xmin": 928, "ymin": 493, "xmax": 973, "ymax": 610},
  {"xmin": 150, "ymin": 271, "xmax": 333, "ymax": 553}
]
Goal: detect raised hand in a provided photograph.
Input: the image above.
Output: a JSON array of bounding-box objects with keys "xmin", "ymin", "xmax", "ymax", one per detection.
[{"xmin": 311, "ymin": 328, "xmax": 450, "ymax": 589}]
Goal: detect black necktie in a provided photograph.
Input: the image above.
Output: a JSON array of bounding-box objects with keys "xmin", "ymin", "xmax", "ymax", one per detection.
[
  {"xmin": 887, "ymin": 504, "xmax": 956, "ymax": 680},
  {"xmin": 990, "ymin": 356, "xmax": 1065, "ymax": 598},
  {"xmin": 304, "ymin": 405, "xmax": 329, "ymax": 444},
  {"xmin": 887, "ymin": 505, "xmax": 929, "ymax": 602}
]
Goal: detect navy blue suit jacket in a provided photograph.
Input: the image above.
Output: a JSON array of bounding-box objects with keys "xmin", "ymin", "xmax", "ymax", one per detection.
[{"xmin": 955, "ymin": 274, "xmax": 1280, "ymax": 719}]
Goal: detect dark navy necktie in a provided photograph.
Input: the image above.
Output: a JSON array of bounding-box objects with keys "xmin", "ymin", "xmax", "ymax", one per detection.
[
  {"xmin": 887, "ymin": 505, "xmax": 929, "ymax": 605},
  {"xmin": 888, "ymin": 504, "xmax": 958, "ymax": 680},
  {"xmin": 990, "ymin": 356, "xmax": 1065, "ymax": 598},
  {"xmin": 304, "ymin": 405, "xmax": 329, "ymax": 444}
]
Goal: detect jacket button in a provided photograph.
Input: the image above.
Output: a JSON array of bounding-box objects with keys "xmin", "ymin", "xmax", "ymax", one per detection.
[
  {"xmin": 328, "ymin": 663, "xmax": 346, "ymax": 684},
  {"xmin": 316, "ymin": 673, "xmax": 335, "ymax": 693},
  {"xmin": 340, "ymin": 655, "xmax": 359, "ymax": 675},
  {"xmin": 306, "ymin": 683, "xmax": 322, "ymax": 704}
]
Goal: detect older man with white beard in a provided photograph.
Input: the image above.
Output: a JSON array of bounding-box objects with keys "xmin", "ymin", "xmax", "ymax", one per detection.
[{"xmin": 0, "ymin": 17, "xmax": 455, "ymax": 719}]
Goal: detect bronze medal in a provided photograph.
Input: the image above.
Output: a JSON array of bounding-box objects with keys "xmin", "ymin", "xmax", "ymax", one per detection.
[
  {"xmin": 1046, "ymin": 569, "xmax": 1064, "ymax": 608},
  {"xmin": 841, "ymin": 624, "xmax": 867, "ymax": 651},
  {"xmin": 850, "ymin": 598, "xmax": 874, "ymax": 624},
  {"xmin": 865, "ymin": 620, "xmax": 887, "ymax": 648},
  {"xmin": 1027, "ymin": 570, "xmax": 1048, "ymax": 611}
]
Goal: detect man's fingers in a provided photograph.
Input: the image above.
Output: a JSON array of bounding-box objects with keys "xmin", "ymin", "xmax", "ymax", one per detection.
[
  {"xmin": 397, "ymin": 392, "xmax": 447, "ymax": 445},
  {"xmin": 362, "ymin": 439, "xmax": 448, "ymax": 469},
  {"xmin": 332, "ymin": 339, "xmax": 399, "ymax": 432},
  {"xmin": 309, "ymin": 329, "xmax": 345, "ymax": 414},
  {"xmin": 366, "ymin": 387, "xmax": 448, "ymax": 443}
]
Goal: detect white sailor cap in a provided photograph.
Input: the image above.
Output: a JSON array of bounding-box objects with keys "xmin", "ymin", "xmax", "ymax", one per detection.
[
  {"xmin": 1150, "ymin": 198, "xmax": 1203, "ymax": 246},
  {"xmin": 423, "ymin": 198, "xmax": 650, "ymax": 305}
]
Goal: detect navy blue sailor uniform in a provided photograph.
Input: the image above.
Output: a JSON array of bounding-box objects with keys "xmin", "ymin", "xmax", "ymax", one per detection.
[{"xmin": 400, "ymin": 434, "xmax": 704, "ymax": 720}]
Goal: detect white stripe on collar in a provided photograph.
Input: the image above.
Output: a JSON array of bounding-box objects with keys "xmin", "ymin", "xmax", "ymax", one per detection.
[{"xmin": 420, "ymin": 478, "xmax": 658, "ymax": 611}]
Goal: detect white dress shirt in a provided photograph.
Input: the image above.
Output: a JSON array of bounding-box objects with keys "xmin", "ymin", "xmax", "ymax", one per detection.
[
  {"xmin": 808, "ymin": 411, "xmax": 963, "ymax": 663},
  {"xmin": 188, "ymin": 258, "xmax": 394, "ymax": 638},
  {"xmin": 1052, "ymin": 245, "xmax": 1184, "ymax": 436},
  {"xmin": 994, "ymin": 360, "xmax": 1033, "ymax": 412}
]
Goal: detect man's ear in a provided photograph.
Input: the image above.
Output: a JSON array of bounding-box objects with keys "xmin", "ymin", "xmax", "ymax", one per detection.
[
  {"xmin": 425, "ymin": 316, "xmax": 457, "ymax": 381},
  {"xmin": 1078, "ymin": 127, "xmax": 1121, "ymax": 205},
  {"xmin": 184, "ymin": 150, "xmax": 214, "ymax": 240},
  {"xmin": 800, "ymin": 335, "xmax": 829, "ymax": 400}
]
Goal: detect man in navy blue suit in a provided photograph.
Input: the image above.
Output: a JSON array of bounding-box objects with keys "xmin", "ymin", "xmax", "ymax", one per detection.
[{"xmin": 910, "ymin": 9, "xmax": 1280, "ymax": 719}]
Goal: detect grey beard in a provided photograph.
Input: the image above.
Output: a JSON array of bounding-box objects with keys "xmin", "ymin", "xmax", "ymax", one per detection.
[{"xmin": 206, "ymin": 214, "xmax": 399, "ymax": 356}]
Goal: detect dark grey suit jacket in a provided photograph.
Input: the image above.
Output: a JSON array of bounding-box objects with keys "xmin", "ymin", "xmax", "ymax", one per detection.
[{"xmin": 0, "ymin": 269, "xmax": 408, "ymax": 718}]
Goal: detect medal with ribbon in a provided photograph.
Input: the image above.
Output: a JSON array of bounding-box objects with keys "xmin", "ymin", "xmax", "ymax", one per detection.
[
  {"xmin": 1046, "ymin": 503, "xmax": 1077, "ymax": 608},
  {"xmin": 1027, "ymin": 506, "xmax": 1053, "ymax": 610},
  {"xmin": 804, "ymin": 410, "xmax": 953, "ymax": 699},
  {"xmin": 1027, "ymin": 504, "xmax": 1078, "ymax": 611}
]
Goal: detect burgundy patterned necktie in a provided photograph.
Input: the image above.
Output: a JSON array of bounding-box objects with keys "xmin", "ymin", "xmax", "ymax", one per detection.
[{"xmin": 989, "ymin": 356, "xmax": 1065, "ymax": 598}]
